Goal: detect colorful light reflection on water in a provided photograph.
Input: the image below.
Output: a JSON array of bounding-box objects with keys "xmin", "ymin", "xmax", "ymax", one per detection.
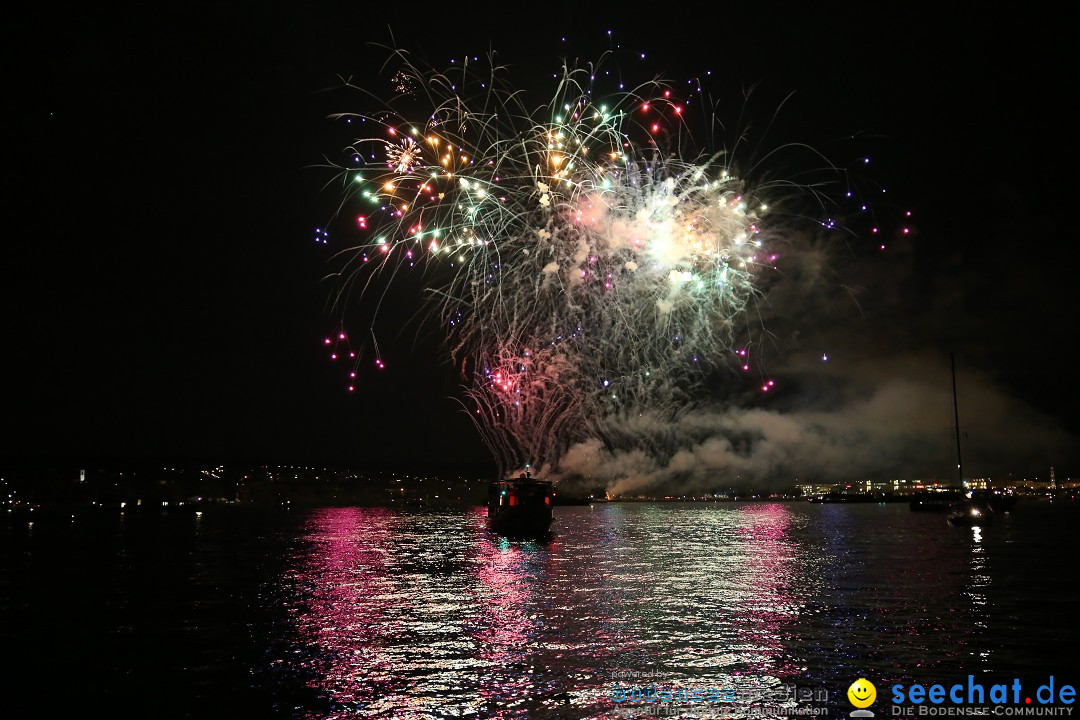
[
  {"xmin": 279, "ymin": 504, "xmax": 823, "ymax": 718},
  {"xmin": 5, "ymin": 501, "xmax": 1078, "ymax": 718}
]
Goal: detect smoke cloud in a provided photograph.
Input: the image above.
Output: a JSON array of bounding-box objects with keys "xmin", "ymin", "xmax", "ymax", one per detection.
[{"xmin": 551, "ymin": 217, "xmax": 1076, "ymax": 494}]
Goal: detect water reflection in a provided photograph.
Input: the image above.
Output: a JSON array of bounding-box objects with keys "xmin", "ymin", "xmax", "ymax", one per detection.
[
  {"xmin": 469, "ymin": 519, "xmax": 570, "ymax": 716},
  {"xmin": 282, "ymin": 504, "xmax": 815, "ymax": 718},
  {"xmin": 271, "ymin": 502, "xmax": 1080, "ymax": 719},
  {"xmin": 6, "ymin": 501, "xmax": 1076, "ymax": 718},
  {"xmin": 285, "ymin": 507, "xmax": 481, "ymax": 716},
  {"xmin": 730, "ymin": 504, "xmax": 805, "ymax": 682}
]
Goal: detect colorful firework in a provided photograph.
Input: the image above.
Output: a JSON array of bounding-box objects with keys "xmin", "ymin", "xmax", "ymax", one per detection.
[
  {"xmin": 385, "ymin": 136, "xmax": 423, "ymax": 174},
  {"xmin": 318, "ymin": 46, "xmax": 891, "ymax": 478}
]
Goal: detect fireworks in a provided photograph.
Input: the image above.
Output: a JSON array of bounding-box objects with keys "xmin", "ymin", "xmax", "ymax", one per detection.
[
  {"xmin": 319, "ymin": 46, "xmax": 884, "ymax": 478},
  {"xmin": 385, "ymin": 136, "xmax": 422, "ymax": 174}
]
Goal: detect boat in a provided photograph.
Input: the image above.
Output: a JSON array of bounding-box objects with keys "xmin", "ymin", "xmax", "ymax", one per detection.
[
  {"xmin": 909, "ymin": 488, "xmax": 964, "ymax": 512},
  {"xmin": 910, "ymin": 488, "xmax": 1015, "ymax": 513},
  {"xmin": 947, "ymin": 498, "xmax": 993, "ymax": 527},
  {"xmin": 551, "ymin": 491, "xmax": 592, "ymax": 506},
  {"xmin": 981, "ymin": 490, "xmax": 1018, "ymax": 513},
  {"xmin": 487, "ymin": 473, "xmax": 554, "ymax": 537},
  {"xmin": 934, "ymin": 352, "xmax": 996, "ymax": 528},
  {"xmin": 811, "ymin": 491, "xmax": 906, "ymax": 504}
]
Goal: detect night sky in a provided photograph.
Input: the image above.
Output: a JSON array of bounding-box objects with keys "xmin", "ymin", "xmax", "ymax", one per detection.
[{"xmin": 5, "ymin": 5, "xmax": 1075, "ymax": 481}]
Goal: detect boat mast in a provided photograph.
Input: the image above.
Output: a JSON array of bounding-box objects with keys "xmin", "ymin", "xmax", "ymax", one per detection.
[{"xmin": 951, "ymin": 352, "xmax": 963, "ymax": 486}]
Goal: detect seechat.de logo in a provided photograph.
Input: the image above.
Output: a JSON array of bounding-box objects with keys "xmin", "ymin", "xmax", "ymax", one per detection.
[{"xmin": 848, "ymin": 678, "xmax": 877, "ymax": 717}]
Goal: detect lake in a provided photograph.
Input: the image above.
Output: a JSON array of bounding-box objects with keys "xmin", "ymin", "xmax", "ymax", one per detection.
[{"xmin": 3, "ymin": 500, "xmax": 1077, "ymax": 718}]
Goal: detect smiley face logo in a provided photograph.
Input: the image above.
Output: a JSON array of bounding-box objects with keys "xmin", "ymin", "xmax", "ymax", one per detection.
[{"xmin": 848, "ymin": 678, "xmax": 877, "ymax": 708}]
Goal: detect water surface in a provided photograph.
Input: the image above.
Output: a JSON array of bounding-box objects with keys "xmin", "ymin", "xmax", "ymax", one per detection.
[{"xmin": 3, "ymin": 501, "xmax": 1076, "ymax": 718}]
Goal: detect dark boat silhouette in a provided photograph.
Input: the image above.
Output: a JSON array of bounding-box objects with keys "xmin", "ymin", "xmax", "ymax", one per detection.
[
  {"xmin": 947, "ymin": 497, "xmax": 993, "ymax": 527},
  {"xmin": 487, "ymin": 473, "xmax": 554, "ymax": 537},
  {"xmin": 909, "ymin": 487, "xmax": 1015, "ymax": 514},
  {"xmin": 927, "ymin": 353, "xmax": 1011, "ymax": 527},
  {"xmin": 551, "ymin": 491, "xmax": 592, "ymax": 506},
  {"xmin": 909, "ymin": 488, "xmax": 965, "ymax": 512},
  {"xmin": 811, "ymin": 492, "xmax": 906, "ymax": 504}
]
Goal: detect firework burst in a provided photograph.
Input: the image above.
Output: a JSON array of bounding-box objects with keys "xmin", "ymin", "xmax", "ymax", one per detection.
[{"xmin": 319, "ymin": 47, "xmax": 885, "ymax": 478}]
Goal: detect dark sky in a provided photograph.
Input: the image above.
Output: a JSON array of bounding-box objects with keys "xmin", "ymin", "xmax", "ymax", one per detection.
[{"xmin": 5, "ymin": 4, "xmax": 1075, "ymax": 479}]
